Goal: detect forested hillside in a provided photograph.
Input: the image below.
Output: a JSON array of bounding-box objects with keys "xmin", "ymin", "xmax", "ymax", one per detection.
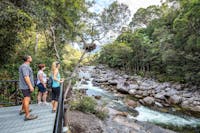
[{"xmin": 98, "ymin": 0, "xmax": 200, "ymax": 86}]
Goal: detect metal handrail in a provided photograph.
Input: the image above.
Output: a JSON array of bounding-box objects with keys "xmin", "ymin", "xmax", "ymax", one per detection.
[
  {"xmin": 0, "ymin": 79, "xmax": 46, "ymax": 106},
  {"xmin": 53, "ymin": 82, "xmax": 64, "ymax": 133},
  {"xmin": 0, "ymin": 80, "xmax": 20, "ymax": 105}
]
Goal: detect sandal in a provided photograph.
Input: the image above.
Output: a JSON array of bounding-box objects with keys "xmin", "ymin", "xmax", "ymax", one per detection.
[
  {"xmin": 24, "ymin": 114, "xmax": 38, "ymax": 121},
  {"xmin": 19, "ymin": 109, "xmax": 32, "ymax": 115}
]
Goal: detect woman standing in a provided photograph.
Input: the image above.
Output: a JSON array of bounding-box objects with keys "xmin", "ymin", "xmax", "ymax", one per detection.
[
  {"xmin": 36, "ymin": 64, "xmax": 48, "ymax": 105},
  {"xmin": 51, "ymin": 61, "xmax": 64, "ymax": 112}
]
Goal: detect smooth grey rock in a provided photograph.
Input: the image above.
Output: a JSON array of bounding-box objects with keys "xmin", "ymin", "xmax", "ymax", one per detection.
[
  {"xmin": 143, "ymin": 97, "xmax": 155, "ymax": 106},
  {"xmin": 168, "ymin": 95, "xmax": 182, "ymax": 104}
]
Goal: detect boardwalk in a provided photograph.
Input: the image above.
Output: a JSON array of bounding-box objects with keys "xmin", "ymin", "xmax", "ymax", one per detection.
[{"xmin": 0, "ymin": 104, "xmax": 56, "ymax": 133}]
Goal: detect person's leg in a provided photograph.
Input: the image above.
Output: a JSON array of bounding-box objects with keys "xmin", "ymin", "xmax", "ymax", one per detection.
[
  {"xmin": 42, "ymin": 91, "xmax": 48, "ymax": 103},
  {"xmin": 52, "ymin": 88, "xmax": 56, "ymax": 110},
  {"xmin": 21, "ymin": 98, "xmax": 25, "ymax": 111},
  {"xmin": 53, "ymin": 101, "xmax": 58, "ymax": 111},
  {"xmin": 24, "ymin": 96, "xmax": 31, "ymax": 117},
  {"xmin": 53, "ymin": 87, "xmax": 60, "ymax": 111},
  {"xmin": 52, "ymin": 100, "xmax": 55, "ymax": 108},
  {"xmin": 37, "ymin": 92, "xmax": 42, "ymax": 104}
]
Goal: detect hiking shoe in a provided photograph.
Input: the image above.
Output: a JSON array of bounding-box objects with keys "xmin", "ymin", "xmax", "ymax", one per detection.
[
  {"xmin": 24, "ymin": 114, "xmax": 38, "ymax": 121},
  {"xmin": 19, "ymin": 109, "xmax": 32, "ymax": 115}
]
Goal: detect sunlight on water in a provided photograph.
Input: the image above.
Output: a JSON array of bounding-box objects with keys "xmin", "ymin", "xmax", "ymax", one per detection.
[{"xmin": 135, "ymin": 106, "xmax": 200, "ymax": 127}]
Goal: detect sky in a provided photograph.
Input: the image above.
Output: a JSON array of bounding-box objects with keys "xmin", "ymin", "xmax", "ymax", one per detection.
[{"xmin": 88, "ymin": 0, "xmax": 162, "ymax": 15}]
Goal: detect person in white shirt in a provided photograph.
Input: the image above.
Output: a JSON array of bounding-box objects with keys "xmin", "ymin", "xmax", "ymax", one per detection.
[{"xmin": 36, "ymin": 64, "xmax": 48, "ymax": 105}]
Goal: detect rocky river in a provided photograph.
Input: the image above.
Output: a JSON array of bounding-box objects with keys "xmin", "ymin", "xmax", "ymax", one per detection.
[{"xmin": 70, "ymin": 65, "xmax": 200, "ymax": 133}]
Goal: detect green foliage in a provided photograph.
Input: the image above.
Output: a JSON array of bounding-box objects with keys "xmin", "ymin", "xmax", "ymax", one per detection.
[
  {"xmin": 94, "ymin": 109, "xmax": 108, "ymax": 120},
  {"xmin": 0, "ymin": 0, "xmax": 87, "ymax": 79},
  {"xmin": 69, "ymin": 95, "xmax": 108, "ymax": 120},
  {"xmin": 0, "ymin": 1, "xmax": 32, "ymax": 66},
  {"xmin": 70, "ymin": 96, "xmax": 96, "ymax": 113}
]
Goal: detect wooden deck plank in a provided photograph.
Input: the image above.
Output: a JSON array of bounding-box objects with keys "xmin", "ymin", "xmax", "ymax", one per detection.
[{"xmin": 0, "ymin": 104, "xmax": 56, "ymax": 133}]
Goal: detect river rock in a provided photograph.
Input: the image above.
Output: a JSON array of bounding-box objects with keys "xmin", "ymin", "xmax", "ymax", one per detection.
[
  {"xmin": 128, "ymin": 89, "xmax": 136, "ymax": 95},
  {"xmin": 108, "ymin": 79, "xmax": 118, "ymax": 85},
  {"xmin": 181, "ymin": 101, "xmax": 190, "ymax": 109},
  {"xmin": 165, "ymin": 89, "xmax": 178, "ymax": 97},
  {"xmin": 190, "ymin": 106, "xmax": 200, "ymax": 112},
  {"xmin": 168, "ymin": 95, "xmax": 182, "ymax": 104},
  {"xmin": 116, "ymin": 82, "xmax": 129, "ymax": 94},
  {"xmin": 182, "ymin": 93, "xmax": 193, "ymax": 98},
  {"xmin": 66, "ymin": 111, "xmax": 104, "ymax": 133},
  {"xmin": 155, "ymin": 93, "xmax": 166, "ymax": 100},
  {"xmin": 155, "ymin": 101, "xmax": 163, "ymax": 107},
  {"xmin": 81, "ymin": 80, "xmax": 88, "ymax": 85},
  {"xmin": 129, "ymin": 84, "xmax": 139, "ymax": 90},
  {"xmin": 126, "ymin": 99, "xmax": 138, "ymax": 108},
  {"xmin": 93, "ymin": 78, "xmax": 108, "ymax": 83},
  {"xmin": 143, "ymin": 97, "xmax": 155, "ymax": 106},
  {"xmin": 142, "ymin": 91, "xmax": 149, "ymax": 97}
]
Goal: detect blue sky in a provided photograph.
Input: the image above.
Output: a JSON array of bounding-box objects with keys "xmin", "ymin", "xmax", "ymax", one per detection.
[{"xmin": 87, "ymin": 0, "xmax": 162, "ymax": 14}]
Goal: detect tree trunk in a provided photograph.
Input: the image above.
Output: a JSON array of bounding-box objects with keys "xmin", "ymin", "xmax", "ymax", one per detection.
[
  {"xmin": 64, "ymin": 50, "xmax": 87, "ymax": 100},
  {"xmin": 35, "ymin": 31, "xmax": 39, "ymax": 55},
  {"xmin": 50, "ymin": 26, "xmax": 60, "ymax": 60}
]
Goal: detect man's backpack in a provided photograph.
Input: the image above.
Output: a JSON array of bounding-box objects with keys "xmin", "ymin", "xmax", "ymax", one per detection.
[{"xmin": 47, "ymin": 76, "xmax": 53, "ymax": 88}]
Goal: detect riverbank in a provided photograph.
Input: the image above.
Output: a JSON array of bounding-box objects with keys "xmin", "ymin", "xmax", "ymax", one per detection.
[
  {"xmin": 87, "ymin": 65, "xmax": 200, "ymax": 118},
  {"xmin": 75, "ymin": 65, "xmax": 200, "ymax": 133}
]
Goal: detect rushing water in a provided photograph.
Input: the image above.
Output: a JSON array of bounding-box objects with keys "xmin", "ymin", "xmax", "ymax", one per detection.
[{"xmin": 76, "ymin": 69, "xmax": 200, "ymax": 132}]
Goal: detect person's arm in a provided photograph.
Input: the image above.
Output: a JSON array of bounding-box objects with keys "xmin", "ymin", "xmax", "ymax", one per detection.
[{"xmin": 24, "ymin": 76, "xmax": 34, "ymax": 92}]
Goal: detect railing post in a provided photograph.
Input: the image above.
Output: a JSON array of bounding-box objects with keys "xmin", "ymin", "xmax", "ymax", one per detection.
[{"xmin": 15, "ymin": 81, "xmax": 18, "ymax": 105}]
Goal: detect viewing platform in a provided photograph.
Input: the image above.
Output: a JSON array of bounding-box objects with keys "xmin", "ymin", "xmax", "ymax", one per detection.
[{"xmin": 0, "ymin": 104, "xmax": 56, "ymax": 133}]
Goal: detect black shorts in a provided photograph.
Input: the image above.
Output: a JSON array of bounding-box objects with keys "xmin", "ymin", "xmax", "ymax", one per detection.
[
  {"xmin": 52, "ymin": 87, "xmax": 60, "ymax": 101},
  {"xmin": 21, "ymin": 89, "xmax": 31, "ymax": 97},
  {"xmin": 37, "ymin": 83, "xmax": 47, "ymax": 93}
]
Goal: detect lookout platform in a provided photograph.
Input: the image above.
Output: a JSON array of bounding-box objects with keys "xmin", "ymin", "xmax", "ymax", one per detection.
[{"xmin": 0, "ymin": 104, "xmax": 56, "ymax": 133}]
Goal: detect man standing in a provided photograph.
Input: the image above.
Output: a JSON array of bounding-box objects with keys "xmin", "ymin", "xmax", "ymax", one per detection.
[{"xmin": 19, "ymin": 55, "xmax": 38, "ymax": 121}]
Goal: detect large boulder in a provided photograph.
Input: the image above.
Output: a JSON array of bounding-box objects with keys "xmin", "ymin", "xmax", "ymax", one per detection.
[
  {"xmin": 129, "ymin": 84, "xmax": 139, "ymax": 90},
  {"xmin": 128, "ymin": 89, "xmax": 137, "ymax": 95},
  {"xmin": 66, "ymin": 111, "xmax": 104, "ymax": 133},
  {"xmin": 143, "ymin": 97, "xmax": 155, "ymax": 106},
  {"xmin": 168, "ymin": 95, "xmax": 182, "ymax": 104},
  {"xmin": 125, "ymin": 99, "xmax": 138, "ymax": 108},
  {"xmin": 155, "ymin": 93, "xmax": 166, "ymax": 100},
  {"xmin": 108, "ymin": 79, "xmax": 118, "ymax": 85}
]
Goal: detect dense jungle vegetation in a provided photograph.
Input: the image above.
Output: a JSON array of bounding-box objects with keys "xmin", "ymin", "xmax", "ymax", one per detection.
[{"xmin": 98, "ymin": 0, "xmax": 200, "ymax": 86}]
